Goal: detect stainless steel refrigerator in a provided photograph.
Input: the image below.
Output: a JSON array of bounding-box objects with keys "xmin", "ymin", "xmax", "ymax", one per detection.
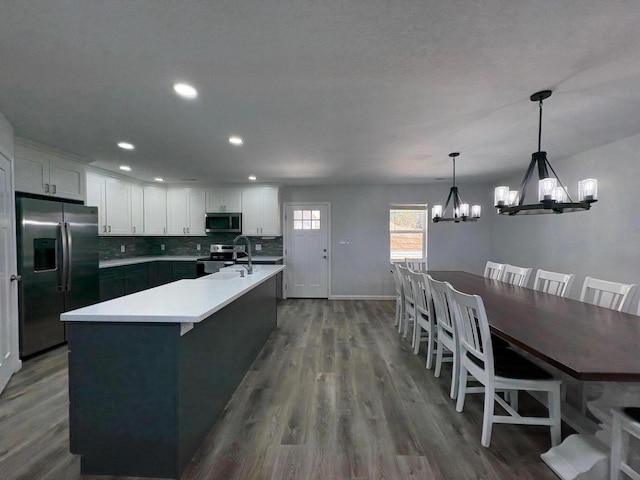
[{"xmin": 16, "ymin": 196, "xmax": 99, "ymax": 357}]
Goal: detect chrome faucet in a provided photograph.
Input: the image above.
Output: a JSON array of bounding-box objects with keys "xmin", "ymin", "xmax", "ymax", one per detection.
[{"xmin": 232, "ymin": 235, "xmax": 253, "ymax": 274}]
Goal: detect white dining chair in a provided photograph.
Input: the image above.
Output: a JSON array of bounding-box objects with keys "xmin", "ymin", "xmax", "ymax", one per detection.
[
  {"xmin": 448, "ymin": 283, "xmax": 562, "ymax": 448},
  {"xmin": 428, "ymin": 275, "xmax": 459, "ymax": 399},
  {"xmin": 409, "ymin": 271, "xmax": 436, "ymax": 365},
  {"xmin": 579, "ymin": 276, "xmax": 637, "ymax": 414},
  {"xmin": 405, "ymin": 257, "xmax": 428, "ymax": 272},
  {"xmin": 501, "ymin": 264, "xmax": 532, "ymax": 287},
  {"xmin": 610, "ymin": 407, "xmax": 640, "ymax": 480},
  {"xmin": 579, "ymin": 276, "xmax": 637, "ymax": 312},
  {"xmin": 397, "ymin": 264, "xmax": 416, "ymax": 338},
  {"xmin": 483, "ymin": 261, "xmax": 505, "ymax": 280},
  {"xmin": 391, "ymin": 263, "xmax": 405, "ymax": 328},
  {"xmin": 533, "ymin": 269, "xmax": 575, "ymax": 297}
]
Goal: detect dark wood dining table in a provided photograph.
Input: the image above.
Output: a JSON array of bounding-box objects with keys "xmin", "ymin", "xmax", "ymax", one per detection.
[{"xmin": 428, "ymin": 271, "xmax": 640, "ymax": 382}]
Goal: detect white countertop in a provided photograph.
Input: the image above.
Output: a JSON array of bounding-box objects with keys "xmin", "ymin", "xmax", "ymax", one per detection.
[
  {"xmin": 99, "ymin": 255, "xmax": 283, "ymax": 268},
  {"xmin": 100, "ymin": 256, "xmax": 201, "ymax": 268},
  {"xmin": 62, "ymin": 265, "xmax": 285, "ymax": 323}
]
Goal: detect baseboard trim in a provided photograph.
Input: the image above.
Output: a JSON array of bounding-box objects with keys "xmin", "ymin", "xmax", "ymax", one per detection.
[{"xmin": 328, "ymin": 295, "xmax": 395, "ymax": 301}]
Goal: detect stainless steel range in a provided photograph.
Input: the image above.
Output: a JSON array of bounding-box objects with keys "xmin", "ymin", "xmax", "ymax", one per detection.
[{"xmin": 196, "ymin": 244, "xmax": 245, "ymax": 277}]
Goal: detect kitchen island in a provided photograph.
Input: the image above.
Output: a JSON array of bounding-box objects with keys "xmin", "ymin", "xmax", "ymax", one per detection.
[{"xmin": 61, "ymin": 265, "xmax": 285, "ymax": 479}]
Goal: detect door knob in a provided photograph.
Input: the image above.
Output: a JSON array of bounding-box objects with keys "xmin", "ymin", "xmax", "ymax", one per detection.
[
  {"xmin": 323, "ymin": 256, "xmax": 327, "ymax": 259},
  {"xmin": 10, "ymin": 274, "xmax": 22, "ymax": 282}
]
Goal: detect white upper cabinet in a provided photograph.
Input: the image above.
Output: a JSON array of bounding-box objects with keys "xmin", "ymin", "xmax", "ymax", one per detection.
[
  {"xmin": 86, "ymin": 171, "xmax": 145, "ymax": 236},
  {"xmin": 14, "ymin": 140, "xmax": 86, "ymax": 201},
  {"xmin": 130, "ymin": 184, "xmax": 144, "ymax": 235},
  {"xmin": 143, "ymin": 186, "xmax": 167, "ymax": 235},
  {"xmin": 205, "ymin": 188, "xmax": 242, "ymax": 212},
  {"xmin": 167, "ymin": 188, "xmax": 205, "ymax": 235},
  {"xmin": 241, "ymin": 186, "xmax": 281, "ymax": 236}
]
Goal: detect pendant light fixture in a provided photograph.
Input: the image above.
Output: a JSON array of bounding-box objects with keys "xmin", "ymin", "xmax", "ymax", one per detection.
[
  {"xmin": 432, "ymin": 152, "xmax": 481, "ymax": 223},
  {"xmin": 494, "ymin": 90, "xmax": 598, "ymax": 215}
]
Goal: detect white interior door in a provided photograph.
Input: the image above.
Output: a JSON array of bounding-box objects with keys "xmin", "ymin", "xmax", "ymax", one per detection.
[
  {"xmin": 0, "ymin": 153, "xmax": 20, "ymax": 394},
  {"xmin": 285, "ymin": 204, "xmax": 329, "ymax": 298}
]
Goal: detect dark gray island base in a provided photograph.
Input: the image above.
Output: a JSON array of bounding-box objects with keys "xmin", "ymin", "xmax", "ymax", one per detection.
[{"xmin": 67, "ymin": 275, "xmax": 277, "ymax": 479}]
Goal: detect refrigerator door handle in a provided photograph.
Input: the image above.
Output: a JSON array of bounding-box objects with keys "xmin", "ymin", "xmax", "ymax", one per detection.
[
  {"xmin": 65, "ymin": 222, "xmax": 73, "ymax": 291},
  {"xmin": 58, "ymin": 222, "xmax": 67, "ymax": 291}
]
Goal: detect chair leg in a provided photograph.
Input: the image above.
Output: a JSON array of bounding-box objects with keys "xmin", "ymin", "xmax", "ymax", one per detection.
[
  {"xmin": 456, "ymin": 367, "xmax": 468, "ymax": 413},
  {"xmin": 425, "ymin": 327, "xmax": 434, "ymax": 369},
  {"xmin": 547, "ymin": 384, "xmax": 562, "ymax": 447},
  {"xmin": 450, "ymin": 350, "xmax": 459, "ymax": 400},
  {"xmin": 610, "ymin": 414, "xmax": 625, "ymax": 480},
  {"xmin": 507, "ymin": 390, "xmax": 518, "ymax": 412},
  {"xmin": 434, "ymin": 339, "xmax": 443, "ymax": 377},
  {"xmin": 481, "ymin": 387, "xmax": 495, "ymax": 448},
  {"xmin": 412, "ymin": 323, "xmax": 420, "ymax": 353}
]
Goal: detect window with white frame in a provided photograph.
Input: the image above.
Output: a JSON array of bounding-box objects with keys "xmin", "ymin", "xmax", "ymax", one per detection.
[
  {"xmin": 389, "ymin": 205, "xmax": 427, "ymax": 261},
  {"xmin": 293, "ymin": 209, "xmax": 321, "ymax": 230}
]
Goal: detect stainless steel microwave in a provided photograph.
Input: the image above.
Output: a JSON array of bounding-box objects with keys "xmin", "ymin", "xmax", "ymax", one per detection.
[{"xmin": 205, "ymin": 212, "xmax": 242, "ymax": 233}]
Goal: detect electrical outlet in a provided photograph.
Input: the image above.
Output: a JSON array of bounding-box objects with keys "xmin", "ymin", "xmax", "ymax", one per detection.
[
  {"xmin": 120, "ymin": 245, "xmax": 126, "ymax": 253},
  {"xmin": 161, "ymin": 244, "xmax": 165, "ymax": 251},
  {"xmin": 255, "ymin": 244, "xmax": 262, "ymax": 251},
  {"xmin": 196, "ymin": 244, "xmax": 201, "ymax": 251}
]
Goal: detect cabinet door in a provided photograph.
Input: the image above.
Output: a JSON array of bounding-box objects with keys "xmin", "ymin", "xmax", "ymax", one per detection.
[
  {"xmin": 167, "ymin": 188, "xmax": 188, "ymax": 235},
  {"xmin": 206, "ymin": 189, "xmax": 242, "ymax": 212},
  {"xmin": 148, "ymin": 262, "xmax": 172, "ymax": 287},
  {"xmin": 187, "ymin": 189, "xmax": 206, "ymax": 235},
  {"xmin": 171, "ymin": 262, "xmax": 197, "ymax": 281},
  {"xmin": 124, "ymin": 264, "xmax": 149, "ymax": 294},
  {"xmin": 105, "ymin": 177, "xmax": 132, "ymax": 234},
  {"xmin": 86, "ymin": 172, "xmax": 107, "ymax": 235},
  {"xmin": 205, "ymin": 190, "xmax": 224, "ymax": 212},
  {"xmin": 130, "ymin": 184, "xmax": 144, "ymax": 235},
  {"xmin": 99, "ymin": 267, "xmax": 126, "ymax": 301},
  {"xmin": 223, "ymin": 189, "xmax": 242, "ymax": 212},
  {"xmin": 260, "ymin": 187, "xmax": 281, "ymax": 235},
  {"xmin": 241, "ymin": 188, "xmax": 262, "ymax": 235},
  {"xmin": 242, "ymin": 186, "xmax": 281, "ymax": 235},
  {"xmin": 143, "ymin": 186, "xmax": 167, "ymax": 235},
  {"xmin": 13, "ymin": 154, "xmax": 48, "ymax": 196},
  {"xmin": 49, "ymin": 157, "xmax": 86, "ymax": 201}
]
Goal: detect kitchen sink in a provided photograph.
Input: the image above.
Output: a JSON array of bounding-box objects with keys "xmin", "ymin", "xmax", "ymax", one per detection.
[{"xmin": 202, "ymin": 270, "xmax": 244, "ymax": 280}]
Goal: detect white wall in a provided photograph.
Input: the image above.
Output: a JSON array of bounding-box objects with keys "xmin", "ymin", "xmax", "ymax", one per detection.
[
  {"xmin": 281, "ymin": 182, "xmax": 494, "ymax": 298},
  {"xmin": 487, "ymin": 133, "xmax": 640, "ymax": 309}
]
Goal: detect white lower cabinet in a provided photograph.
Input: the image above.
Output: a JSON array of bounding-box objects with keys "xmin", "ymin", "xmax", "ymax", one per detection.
[
  {"xmin": 167, "ymin": 188, "xmax": 205, "ymax": 235},
  {"xmin": 242, "ymin": 186, "xmax": 281, "ymax": 236}
]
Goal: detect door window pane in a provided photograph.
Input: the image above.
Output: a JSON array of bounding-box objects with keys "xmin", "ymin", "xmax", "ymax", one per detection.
[{"xmin": 293, "ymin": 209, "xmax": 321, "ymax": 230}]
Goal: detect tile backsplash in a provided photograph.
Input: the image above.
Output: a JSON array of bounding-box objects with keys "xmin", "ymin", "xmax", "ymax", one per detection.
[{"xmin": 99, "ymin": 234, "xmax": 283, "ymax": 260}]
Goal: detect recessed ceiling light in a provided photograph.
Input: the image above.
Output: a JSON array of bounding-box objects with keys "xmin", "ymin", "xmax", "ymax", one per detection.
[
  {"xmin": 154, "ymin": 177, "xmax": 164, "ymax": 182},
  {"xmin": 248, "ymin": 175, "xmax": 257, "ymax": 181},
  {"xmin": 173, "ymin": 83, "xmax": 198, "ymax": 99},
  {"xmin": 117, "ymin": 141, "xmax": 135, "ymax": 150},
  {"xmin": 119, "ymin": 165, "xmax": 132, "ymax": 172},
  {"xmin": 229, "ymin": 136, "xmax": 244, "ymax": 146}
]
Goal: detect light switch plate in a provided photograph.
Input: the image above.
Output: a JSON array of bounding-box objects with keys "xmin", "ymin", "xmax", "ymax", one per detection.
[
  {"xmin": 255, "ymin": 244, "xmax": 262, "ymax": 251},
  {"xmin": 197, "ymin": 244, "xmax": 201, "ymax": 251},
  {"xmin": 161, "ymin": 244, "xmax": 165, "ymax": 251},
  {"xmin": 120, "ymin": 245, "xmax": 126, "ymax": 252}
]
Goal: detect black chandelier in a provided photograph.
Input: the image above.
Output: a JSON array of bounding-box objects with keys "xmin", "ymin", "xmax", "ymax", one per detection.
[
  {"xmin": 494, "ymin": 90, "xmax": 598, "ymax": 215},
  {"xmin": 432, "ymin": 152, "xmax": 480, "ymax": 223}
]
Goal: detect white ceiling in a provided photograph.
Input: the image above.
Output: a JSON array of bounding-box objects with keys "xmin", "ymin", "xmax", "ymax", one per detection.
[{"xmin": 1, "ymin": 0, "xmax": 639, "ymax": 185}]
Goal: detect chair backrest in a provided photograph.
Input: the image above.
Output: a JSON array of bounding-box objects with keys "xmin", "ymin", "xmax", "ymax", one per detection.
[
  {"xmin": 409, "ymin": 270, "xmax": 431, "ymax": 317},
  {"xmin": 391, "ymin": 263, "xmax": 403, "ymax": 296},
  {"xmin": 484, "ymin": 261, "xmax": 505, "ymax": 280},
  {"xmin": 501, "ymin": 264, "xmax": 532, "ymax": 287},
  {"xmin": 405, "ymin": 257, "xmax": 428, "ymax": 272},
  {"xmin": 428, "ymin": 275, "xmax": 456, "ymax": 341},
  {"xmin": 533, "ymin": 269, "xmax": 575, "ymax": 297},
  {"xmin": 447, "ymin": 283, "xmax": 494, "ymax": 375},
  {"xmin": 397, "ymin": 264, "xmax": 415, "ymax": 304},
  {"xmin": 579, "ymin": 276, "xmax": 637, "ymax": 312}
]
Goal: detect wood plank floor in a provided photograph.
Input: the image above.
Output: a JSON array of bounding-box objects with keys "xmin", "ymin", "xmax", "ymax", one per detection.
[{"xmin": 0, "ymin": 299, "xmax": 566, "ymax": 479}]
